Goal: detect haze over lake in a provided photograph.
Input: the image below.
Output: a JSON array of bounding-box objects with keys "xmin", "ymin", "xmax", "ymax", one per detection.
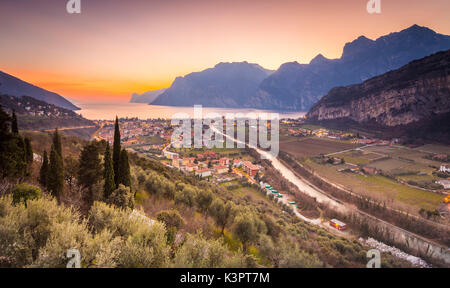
[{"xmin": 75, "ymin": 101, "xmax": 306, "ymax": 120}]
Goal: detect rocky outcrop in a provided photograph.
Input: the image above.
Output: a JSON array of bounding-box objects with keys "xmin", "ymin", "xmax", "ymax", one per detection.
[{"xmin": 307, "ymin": 50, "xmax": 450, "ymax": 127}]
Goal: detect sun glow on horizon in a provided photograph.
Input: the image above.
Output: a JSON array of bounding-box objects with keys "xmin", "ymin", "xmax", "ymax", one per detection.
[{"xmin": 1, "ymin": 0, "xmax": 449, "ymax": 101}]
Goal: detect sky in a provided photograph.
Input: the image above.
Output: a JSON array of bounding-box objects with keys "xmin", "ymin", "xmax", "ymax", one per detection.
[{"xmin": 1, "ymin": 0, "xmax": 449, "ymax": 102}]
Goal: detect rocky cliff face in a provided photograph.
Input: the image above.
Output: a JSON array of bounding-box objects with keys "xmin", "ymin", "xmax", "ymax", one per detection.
[
  {"xmin": 257, "ymin": 25, "xmax": 450, "ymax": 111},
  {"xmin": 307, "ymin": 50, "xmax": 450, "ymax": 129}
]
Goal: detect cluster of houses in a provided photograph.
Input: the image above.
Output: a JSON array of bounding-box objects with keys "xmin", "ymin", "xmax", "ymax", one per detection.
[
  {"xmin": 287, "ymin": 127, "xmax": 357, "ymax": 140},
  {"xmin": 353, "ymin": 138, "xmax": 392, "ymax": 145},
  {"xmin": 164, "ymin": 150, "xmax": 262, "ymax": 179},
  {"xmin": 438, "ymin": 164, "xmax": 450, "ymax": 190},
  {"xmin": 285, "ymin": 125, "xmax": 400, "ymax": 145},
  {"xmin": 281, "ymin": 118, "xmax": 305, "ymax": 126},
  {"xmin": 3, "ymin": 95, "xmax": 74, "ymax": 118},
  {"xmin": 337, "ymin": 162, "xmax": 378, "ymax": 175},
  {"xmin": 287, "ymin": 128, "xmax": 312, "ymax": 137},
  {"xmin": 96, "ymin": 119, "xmax": 172, "ymax": 146}
]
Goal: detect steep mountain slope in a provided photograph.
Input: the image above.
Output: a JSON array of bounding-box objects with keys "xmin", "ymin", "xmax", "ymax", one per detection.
[
  {"xmin": 130, "ymin": 88, "xmax": 167, "ymax": 103},
  {"xmin": 0, "ymin": 94, "xmax": 94, "ymax": 132},
  {"xmin": 152, "ymin": 62, "xmax": 273, "ymax": 107},
  {"xmin": 306, "ymin": 50, "xmax": 450, "ymax": 143},
  {"xmin": 0, "ymin": 70, "xmax": 79, "ymax": 110},
  {"xmin": 257, "ymin": 25, "xmax": 450, "ymax": 111}
]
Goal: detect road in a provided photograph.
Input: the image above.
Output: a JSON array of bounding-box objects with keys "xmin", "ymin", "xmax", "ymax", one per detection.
[
  {"xmin": 213, "ymin": 126, "xmax": 348, "ymax": 212},
  {"xmin": 32, "ymin": 125, "xmax": 97, "ymax": 133},
  {"xmin": 324, "ymin": 144, "xmax": 376, "ymax": 157}
]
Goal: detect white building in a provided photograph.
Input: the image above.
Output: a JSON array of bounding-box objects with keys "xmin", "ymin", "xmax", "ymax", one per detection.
[
  {"xmin": 163, "ymin": 150, "xmax": 179, "ymax": 160},
  {"xmin": 440, "ymin": 164, "xmax": 450, "ymax": 173},
  {"xmin": 437, "ymin": 180, "xmax": 450, "ymax": 189},
  {"xmin": 195, "ymin": 168, "xmax": 212, "ymax": 178}
]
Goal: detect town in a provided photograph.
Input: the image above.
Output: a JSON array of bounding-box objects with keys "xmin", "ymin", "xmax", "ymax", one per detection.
[{"xmin": 92, "ymin": 117, "xmax": 450, "ymax": 200}]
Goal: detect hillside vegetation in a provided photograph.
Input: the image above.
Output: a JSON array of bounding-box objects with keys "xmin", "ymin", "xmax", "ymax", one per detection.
[{"xmin": 0, "ymin": 106, "xmax": 410, "ymax": 268}]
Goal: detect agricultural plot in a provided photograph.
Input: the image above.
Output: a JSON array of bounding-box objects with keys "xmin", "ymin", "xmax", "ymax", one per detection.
[
  {"xmin": 370, "ymin": 158, "xmax": 420, "ymax": 173},
  {"xmin": 280, "ymin": 137, "xmax": 359, "ymax": 158},
  {"xmin": 334, "ymin": 150, "xmax": 384, "ymax": 165},
  {"xmin": 304, "ymin": 160, "xmax": 443, "ymax": 212},
  {"xmin": 354, "ymin": 175, "xmax": 443, "ymax": 211},
  {"xmin": 360, "ymin": 145, "xmax": 445, "ymax": 181},
  {"xmin": 415, "ymin": 144, "xmax": 450, "ymax": 154}
]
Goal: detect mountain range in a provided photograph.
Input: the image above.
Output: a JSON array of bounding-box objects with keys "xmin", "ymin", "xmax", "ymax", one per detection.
[
  {"xmin": 145, "ymin": 25, "xmax": 450, "ymax": 111},
  {"xmin": 306, "ymin": 50, "xmax": 450, "ymax": 143},
  {"xmin": 0, "ymin": 70, "xmax": 79, "ymax": 110},
  {"xmin": 151, "ymin": 62, "xmax": 273, "ymax": 107},
  {"xmin": 256, "ymin": 25, "xmax": 450, "ymax": 111},
  {"xmin": 130, "ymin": 88, "xmax": 167, "ymax": 103}
]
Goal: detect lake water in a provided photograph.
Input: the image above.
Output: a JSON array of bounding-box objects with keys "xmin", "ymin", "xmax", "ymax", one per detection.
[{"xmin": 75, "ymin": 101, "xmax": 306, "ymax": 120}]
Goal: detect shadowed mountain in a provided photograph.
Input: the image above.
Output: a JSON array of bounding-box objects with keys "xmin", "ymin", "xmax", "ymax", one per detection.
[
  {"xmin": 152, "ymin": 62, "xmax": 273, "ymax": 108},
  {"xmin": 256, "ymin": 25, "xmax": 450, "ymax": 111},
  {"xmin": 130, "ymin": 88, "xmax": 167, "ymax": 103},
  {"xmin": 306, "ymin": 50, "xmax": 450, "ymax": 144},
  {"xmin": 0, "ymin": 70, "xmax": 79, "ymax": 110}
]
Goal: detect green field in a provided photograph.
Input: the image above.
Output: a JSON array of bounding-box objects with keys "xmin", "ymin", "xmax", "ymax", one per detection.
[
  {"xmin": 355, "ymin": 175, "xmax": 443, "ymax": 211},
  {"xmin": 304, "ymin": 159, "xmax": 444, "ymax": 213},
  {"xmin": 334, "ymin": 150, "xmax": 382, "ymax": 165},
  {"xmin": 280, "ymin": 137, "xmax": 360, "ymax": 158}
]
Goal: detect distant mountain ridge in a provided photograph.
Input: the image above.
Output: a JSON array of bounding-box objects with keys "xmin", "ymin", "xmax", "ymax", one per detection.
[
  {"xmin": 130, "ymin": 88, "xmax": 167, "ymax": 103},
  {"xmin": 0, "ymin": 70, "xmax": 79, "ymax": 110},
  {"xmin": 306, "ymin": 50, "xmax": 450, "ymax": 143},
  {"xmin": 255, "ymin": 25, "xmax": 450, "ymax": 111},
  {"xmin": 152, "ymin": 62, "xmax": 273, "ymax": 107},
  {"xmin": 147, "ymin": 25, "xmax": 450, "ymax": 111}
]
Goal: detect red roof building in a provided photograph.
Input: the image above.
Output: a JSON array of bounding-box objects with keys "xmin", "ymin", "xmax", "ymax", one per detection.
[{"xmin": 242, "ymin": 161, "xmax": 260, "ymax": 177}]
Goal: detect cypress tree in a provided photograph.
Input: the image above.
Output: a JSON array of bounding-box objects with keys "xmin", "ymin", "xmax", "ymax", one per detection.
[
  {"xmin": 103, "ymin": 142, "xmax": 115, "ymax": 199},
  {"xmin": 117, "ymin": 149, "xmax": 131, "ymax": 189},
  {"xmin": 52, "ymin": 128, "xmax": 62, "ymax": 158},
  {"xmin": 48, "ymin": 147, "xmax": 64, "ymax": 200},
  {"xmin": 39, "ymin": 151, "xmax": 49, "ymax": 187},
  {"xmin": 24, "ymin": 137, "xmax": 33, "ymax": 165},
  {"xmin": 77, "ymin": 141, "xmax": 102, "ymax": 206},
  {"xmin": 11, "ymin": 111, "xmax": 18, "ymax": 135},
  {"xmin": 0, "ymin": 105, "xmax": 10, "ymax": 136},
  {"xmin": 14, "ymin": 138, "xmax": 27, "ymax": 177},
  {"xmin": 0, "ymin": 106, "xmax": 25, "ymax": 178},
  {"xmin": 0, "ymin": 106, "xmax": 12, "ymax": 178},
  {"xmin": 48, "ymin": 129, "xmax": 64, "ymax": 199},
  {"xmin": 112, "ymin": 116, "xmax": 121, "ymax": 185}
]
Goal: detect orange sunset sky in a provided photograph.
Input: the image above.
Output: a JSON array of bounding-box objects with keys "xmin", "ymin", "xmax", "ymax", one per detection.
[{"xmin": 1, "ymin": 0, "xmax": 449, "ymax": 102}]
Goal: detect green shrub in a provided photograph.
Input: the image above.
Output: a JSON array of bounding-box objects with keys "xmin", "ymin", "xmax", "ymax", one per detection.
[
  {"xmin": 12, "ymin": 183, "xmax": 41, "ymax": 206},
  {"xmin": 173, "ymin": 233, "xmax": 249, "ymax": 268},
  {"xmin": 109, "ymin": 184, "xmax": 134, "ymax": 209}
]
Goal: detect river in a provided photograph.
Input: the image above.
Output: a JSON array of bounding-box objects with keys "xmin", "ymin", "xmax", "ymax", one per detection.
[
  {"xmin": 212, "ymin": 126, "xmax": 442, "ymax": 267},
  {"xmin": 212, "ymin": 125, "xmax": 347, "ymax": 212}
]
